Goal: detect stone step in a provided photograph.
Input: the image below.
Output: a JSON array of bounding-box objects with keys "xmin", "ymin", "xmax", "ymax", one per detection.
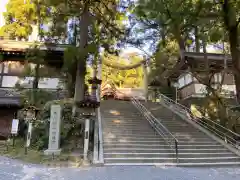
[
  {"xmin": 103, "ymin": 134, "xmax": 160, "ymax": 137},
  {"xmin": 104, "ymin": 141, "xmax": 218, "ymax": 145},
  {"xmin": 103, "ymin": 131, "xmax": 158, "ymax": 135},
  {"xmin": 103, "ymin": 125, "xmax": 155, "ymax": 128},
  {"xmin": 101, "ymin": 100, "xmax": 240, "ymax": 166},
  {"xmin": 104, "ymin": 152, "xmax": 236, "ymax": 158},
  {"xmin": 103, "ymin": 122, "xmax": 150, "ymax": 125},
  {"xmin": 104, "ymin": 134, "xmax": 209, "ymax": 139},
  {"xmin": 104, "ymin": 144, "xmax": 223, "ymax": 149},
  {"xmin": 103, "ymin": 140, "xmax": 216, "ymax": 144},
  {"xmin": 104, "ymin": 156, "xmax": 240, "ymax": 164},
  {"xmin": 103, "ymin": 137, "xmax": 213, "ymax": 141},
  {"xmin": 104, "ymin": 158, "xmax": 175, "ymax": 164},
  {"xmin": 103, "ymin": 148, "xmax": 230, "ymax": 153},
  {"xmin": 103, "ymin": 119, "xmax": 146, "ymax": 121},
  {"xmin": 104, "ymin": 161, "xmax": 240, "ymax": 167},
  {"xmin": 103, "ymin": 129, "xmax": 206, "ymax": 136},
  {"xmin": 103, "ymin": 127, "xmax": 156, "ymax": 131}
]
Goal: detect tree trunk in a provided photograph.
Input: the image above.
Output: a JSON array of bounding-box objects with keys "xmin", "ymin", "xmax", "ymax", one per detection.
[
  {"xmin": 173, "ymin": 25, "xmax": 185, "ymax": 58},
  {"xmin": 222, "ymin": 0, "xmax": 240, "ymax": 103},
  {"xmin": 33, "ymin": 63, "xmax": 40, "ymax": 89},
  {"xmin": 73, "ymin": 10, "xmax": 90, "ymax": 103},
  {"xmin": 228, "ymin": 28, "xmax": 240, "ymax": 103},
  {"xmin": 32, "ymin": 63, "xmax": 40, "ymax": 104},
  {"xmin": 160, "ymin": 29, "xmax": 166, "ymax": 47},
  {"xmin": 195, "ymin": 27, "xmax": 200, "ymax": 52}
]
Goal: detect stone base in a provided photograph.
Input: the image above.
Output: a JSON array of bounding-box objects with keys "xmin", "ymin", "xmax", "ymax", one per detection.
[{"xmin": 44, "ymin": 149, "xmax": 61, "ymax": 156}]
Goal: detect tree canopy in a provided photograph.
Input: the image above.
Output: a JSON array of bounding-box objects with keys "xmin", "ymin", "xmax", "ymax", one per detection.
[{"xmin": 1, "ymin": 0, "xmax": 240, "ymax": 123}]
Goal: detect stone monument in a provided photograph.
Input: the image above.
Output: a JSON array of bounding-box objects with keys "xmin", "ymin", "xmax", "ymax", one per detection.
[{"xmin": 44, "ymin": 105, "xmax": 62, "ymax": 155}]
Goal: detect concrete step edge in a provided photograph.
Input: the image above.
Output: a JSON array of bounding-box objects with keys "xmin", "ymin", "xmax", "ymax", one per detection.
[
  {"xmin": 103, "ymin": 141, "xmax": 216, "ymax": 143},
  {"xmin": 103, "ymin": 148, "xmax": 228, "ymax": 151},
  {"xmin": 104, "ymin": 156, "xmax": 240, "ymax": 160},
  {"xmin": 104, "ymin": 162, "xmax": 240, "ymax": 166},
  {"xmin": 104, "ymin": 152, "xmax": 233, "ymax": 155},
  {"xmin": 104, "ymin": 144, "xmax": 223, "ymax": 147}
]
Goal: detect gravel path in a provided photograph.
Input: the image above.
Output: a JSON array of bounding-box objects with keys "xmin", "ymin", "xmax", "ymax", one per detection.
[{"xmin": 0, "ymin": 156, "xmax": 240, "ymax": 180}]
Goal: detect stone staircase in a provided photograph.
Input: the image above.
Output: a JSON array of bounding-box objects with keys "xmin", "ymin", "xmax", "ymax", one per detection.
[
  {"xmin": 101, "ymin": 100, "xmax": 176, "ymax": 165},
  {"xmin": 100, "ymin": 99, "xmax": 240, "ymax": 166},
  {"xmin": 143, "ymin": 101, "xmax": 240, "ymax": 166}
]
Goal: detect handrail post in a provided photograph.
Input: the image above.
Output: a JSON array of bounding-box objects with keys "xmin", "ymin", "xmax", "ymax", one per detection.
[{"xmin": 175, "ymin": 140, "xmax": 179, "ymax": 163}]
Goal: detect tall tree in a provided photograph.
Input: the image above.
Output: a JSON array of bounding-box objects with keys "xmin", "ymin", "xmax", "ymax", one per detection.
[
  {"xmin": 45, "ymin": 0, "xmax": 128, "ymax": 117},
  {"xmin": 0, "ymin": 0, "xmax": 49, "ymax": 39},
  {"xmin": 220, "ymin": 0, "xmax": 240, "ymax": 103}
]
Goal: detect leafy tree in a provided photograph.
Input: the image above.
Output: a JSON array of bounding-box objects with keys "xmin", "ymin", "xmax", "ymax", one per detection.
[
  {"xmin": 131, "ymin": 0, "xmax": 240, "ymax": 127},
  {"xmin": 45, "ymin": 0, "xmax": 128, "ymax": 106},
  {"xmin": 101, "ymin": 53, "xmax": 143, "ymax": 88},
  {"xmin": 0, "ymin": 0, "xmax": 49, "ymax": 39},
  {"xmin": 220, "ymin": 0, "xmax": 240, "ymax": 103}
]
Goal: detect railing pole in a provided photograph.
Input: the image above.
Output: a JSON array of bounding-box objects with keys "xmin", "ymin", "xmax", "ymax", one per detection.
[{"xmin": 175, "ymin": 140, "xmax": 179, "ymax": 163}]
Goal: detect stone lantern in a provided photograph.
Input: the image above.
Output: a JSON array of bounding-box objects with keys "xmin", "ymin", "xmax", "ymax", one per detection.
[
  {"xmin": 23, "ymin": 106, "xmax": 39, "ymax": 154},
  {"xmin": 75, "ymin": 77, "xmax": 101, "ymax": 160},
  {"xmin": 149, "ymin": 79, "xmax": 161, "ymax": 102},
  {"xmin": 88, "ymin": 76, "xmax": 102, "ymax": 98}
]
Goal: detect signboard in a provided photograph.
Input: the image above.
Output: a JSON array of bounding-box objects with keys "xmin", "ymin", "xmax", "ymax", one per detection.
[
  {"xmin": 11, "ymin": 119, "xmax": 19, "ymax": 134},
  {"xmin": 48, "ymin": 105, "xmax": 62, "ymax": 150},
  {"xmin": 26, "ymin": 122, "xmax": 32, "ymax": 147}
]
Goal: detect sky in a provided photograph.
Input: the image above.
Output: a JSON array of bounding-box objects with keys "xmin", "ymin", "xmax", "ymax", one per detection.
[
  {"xmin": 0, "ymin": 0, "xmax": 7, "ymax": 27},
  {"xmin": 0, "ymin": 0, "xmax": 7, "ymax": 11}
]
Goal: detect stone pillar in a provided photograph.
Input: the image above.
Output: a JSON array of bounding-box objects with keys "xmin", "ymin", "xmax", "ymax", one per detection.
[
  {"xmin": 44, "ymin": 105, "xmax": 62, "ymax": 155},
  {"xmin": 84, "ymin": 119, "xmax": 90, "ymax": 160},
  {"xmin": 142, "ymin": 60, "xmax": 148, "ymax": 101}
]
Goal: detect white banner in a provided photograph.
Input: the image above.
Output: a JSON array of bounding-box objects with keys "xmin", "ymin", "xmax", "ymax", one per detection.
[{"xmin": 11, "ymin": 119, "xmax": 19, "ymax": 134}]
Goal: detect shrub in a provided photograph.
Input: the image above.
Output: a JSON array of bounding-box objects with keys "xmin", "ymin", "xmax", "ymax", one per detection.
[{"xmin": 31, "ymin": 98, "xmax": 84, "ymax": 151}]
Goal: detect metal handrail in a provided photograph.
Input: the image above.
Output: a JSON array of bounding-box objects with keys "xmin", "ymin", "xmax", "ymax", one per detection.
[
  {"xmin": 131, "ymin": 97, "xmax": 179, "ymax": 163},
  {"xmin": 158, "ymin": 93, "xmax": 240, "ymax": 148}
]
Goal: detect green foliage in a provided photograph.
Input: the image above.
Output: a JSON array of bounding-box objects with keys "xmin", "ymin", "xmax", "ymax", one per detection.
[
  {"xmin": 0, "ymin": 0, "xmax": 49, "ymax": 39},
  {"xmin": 20, "ymin": 89, "xmax": 55, "ymax": 108},
  {"xmin": 26, "ymin": 43, "xmax": 45, "ymax": 64},
  {"xmin": 31, "ymin": 99, "xmax": 82, "ymax": 150},
  {"xmin": 102, "ymin": 53, "xmax": 143, "ymax": 88}
]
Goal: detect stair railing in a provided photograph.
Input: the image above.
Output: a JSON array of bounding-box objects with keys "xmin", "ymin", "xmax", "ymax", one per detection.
[
  {"xmin": 131, "ymin": 97, "xmax": 179, "ymax": 163},
  {"xmin": 158, "ymin": 93, "xmax": 240, "ymax": 149}
]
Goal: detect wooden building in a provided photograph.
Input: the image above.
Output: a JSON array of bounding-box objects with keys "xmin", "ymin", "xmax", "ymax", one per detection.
[
  {"xmin": 169, "ymin": 52, "xmax": 238, "ymax": 107},
  {"xmin": 0, "ymin": 40, "xmax": 68, "ymax": 138}
]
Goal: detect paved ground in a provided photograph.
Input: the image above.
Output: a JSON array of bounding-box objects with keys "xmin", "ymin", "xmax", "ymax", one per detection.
[{"xmin": 0, "ymin": 157, "xmax": 240, "ymax": 180}]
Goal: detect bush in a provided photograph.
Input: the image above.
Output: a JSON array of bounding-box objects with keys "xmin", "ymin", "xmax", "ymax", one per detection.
[{"xmin": 31, "ymin": 98, "xmax": 84, "ymax": 151}]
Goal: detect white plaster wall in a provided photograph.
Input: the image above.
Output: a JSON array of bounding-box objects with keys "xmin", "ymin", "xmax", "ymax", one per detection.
[
  {"xmin": 2, "ymin": 76, "xmax": 63, "ymax": 89},
  {"xmin": 194, "ymin": 83, "xmax": 236, "ymax": 94}
]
